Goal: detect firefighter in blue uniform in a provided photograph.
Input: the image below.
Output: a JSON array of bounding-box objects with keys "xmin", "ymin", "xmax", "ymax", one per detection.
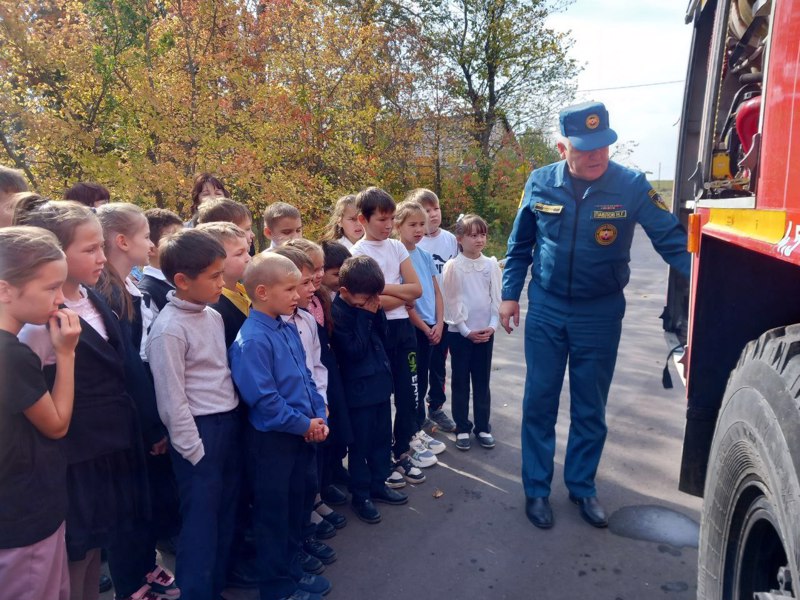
[{"xmin": 500, "ymin": 102, "xmax": 691, "ymax": 529}]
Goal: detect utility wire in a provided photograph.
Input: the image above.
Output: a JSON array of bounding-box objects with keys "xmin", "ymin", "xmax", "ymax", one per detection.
[{"xmin": 578, "ymin": 79, "xmax": 684, "ymax": 93}]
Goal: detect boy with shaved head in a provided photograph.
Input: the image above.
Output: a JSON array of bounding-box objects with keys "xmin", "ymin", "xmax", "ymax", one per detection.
[{"xmin": 229, "ymin": 253, "xmax": 331, "ymax": 600}]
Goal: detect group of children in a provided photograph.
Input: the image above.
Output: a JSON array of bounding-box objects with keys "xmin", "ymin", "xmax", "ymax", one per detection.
[{"xmin": 0, "ymin": 164, "xmax": 503, "ymax": 600}]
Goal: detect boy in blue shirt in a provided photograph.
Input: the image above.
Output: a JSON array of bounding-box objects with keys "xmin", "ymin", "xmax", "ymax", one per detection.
[
  {"xmin": 331, "ymin": 256, "xmax": 409, "ymax": 523},
  {"xmin": 229, "ymin": 253, "xmax": 330, "ymax": 600}
]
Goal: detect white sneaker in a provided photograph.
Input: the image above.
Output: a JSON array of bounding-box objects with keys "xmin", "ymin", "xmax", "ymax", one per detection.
[
  {"xmin": 386, "ymin": 470, "xmax": 407, "ymax": 489},
  {"xmin": 405, "ymin": 448, "xmax": 438, "ymax": 469},
  {"xmin": 415, "ymin": 430, "xmax": 446, "ymax": 455}
]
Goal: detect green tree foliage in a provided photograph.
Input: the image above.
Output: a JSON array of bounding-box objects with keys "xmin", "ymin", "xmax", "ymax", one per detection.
[{"xmin": 0, "ymin": 0, "xmax": 577, "ymax": 246}]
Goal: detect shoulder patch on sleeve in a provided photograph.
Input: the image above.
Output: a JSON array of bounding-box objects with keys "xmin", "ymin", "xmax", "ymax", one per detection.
[{"xmin": 648, "ymin": 188, "xmax": 669, "ymax": 211}]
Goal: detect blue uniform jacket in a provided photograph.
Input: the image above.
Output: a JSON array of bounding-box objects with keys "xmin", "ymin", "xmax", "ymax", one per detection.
[{"xmin": 502, "ymin": 160, "xmax": 690, "ymax": 301}]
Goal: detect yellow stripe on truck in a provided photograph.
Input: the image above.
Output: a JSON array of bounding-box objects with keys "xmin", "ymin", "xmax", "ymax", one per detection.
[{"xmin": 706, "ymin": 209, "xmax": 787, "ymax": 244}]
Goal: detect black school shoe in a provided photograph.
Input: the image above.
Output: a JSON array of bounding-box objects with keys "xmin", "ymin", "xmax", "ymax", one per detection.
[
  {"xmin": 314, "ymin": 501, "xmax": 347, "ymax": 529},
  {"xmin": 99, "ymin": 574, "xmax": 112, "ymax": 594},
  {"xmin": 370, "ymin": 486, "xmax": 409, "ymax": 505},
  {"xmin": 314, "ymin": 519, "xmax": 336, "ymax": 540},
  {"xmin": 295, "ymin": 573, "xmax": 332, "ymax": 596},
  {"xmin": 303, "ymin": 537, "xmax": 337, "ymax": 565},
  {"xmin": 321, "ymin": 485, "xmax": 348, "ymax": 507},
  {"xmin": 351, "ymin": 498, "xmax": 382, "ymax": 524},
  {"xmin": 296, "ymin": 551, "xmax": 325, "ymax": 575},
  {"xmin": 321, "ymin": 510, "xmax": 347, "ymax": 529}
]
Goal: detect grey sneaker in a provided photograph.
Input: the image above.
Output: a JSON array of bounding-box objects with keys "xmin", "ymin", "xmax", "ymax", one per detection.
[
  {"xmin": 455, "ymin": 433, "xmax": 471, "ymax": 451},
  {"xmin": 428, "ymin": 408, "xmax": 456, "ymax": 433},
  {"xmin": 477, "ymin": 432, "xmax": 496, "ymax": 449}
]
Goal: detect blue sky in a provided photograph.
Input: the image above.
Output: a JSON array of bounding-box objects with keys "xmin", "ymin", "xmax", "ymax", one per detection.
[{"xmin": 546, "ymin": 0, "xmax": 693, "ymax": 179}]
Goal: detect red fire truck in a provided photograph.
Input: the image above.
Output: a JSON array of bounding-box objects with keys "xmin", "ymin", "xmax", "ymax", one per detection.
[{"xmin": 664, "ymin": 0, "xmax": 800, "ymax": 597}]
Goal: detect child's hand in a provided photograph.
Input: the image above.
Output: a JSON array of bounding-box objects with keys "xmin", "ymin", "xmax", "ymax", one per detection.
[
  {"xmin": 305, "ymin": 418, "xmax": 329, "ymax": 442},
  {"xmin": 429, "ymin": 322, "xmax": 444, "ymax": 345},
  {"xmin": 467, "ymin": 328, "xmax": 493, "ymax": 343},
  {"xmin": 363, "ymin": 295, "xmax": 381, "ymax": 314},
  {"xmin": 150, "ymin": 436, "xmax": 169, "ymax": 456},
  {"xmin": 49, "ymin": 309, "xmax": 81, "ymax": 356}
]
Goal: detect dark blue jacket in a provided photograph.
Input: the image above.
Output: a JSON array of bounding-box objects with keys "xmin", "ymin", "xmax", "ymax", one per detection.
[
  {"xmin": 331, "ymin": 295, "xmax": 392, "ymax": 408},
  {"xmin": 502, "ymin": 160, "xmax": 690, "ymax": 301}
]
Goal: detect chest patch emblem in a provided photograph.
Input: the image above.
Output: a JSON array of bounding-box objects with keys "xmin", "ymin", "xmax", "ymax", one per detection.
[
  {"xmin": 534, "ymin": 202, "xmax": 564, "ymax": 214},
  {"xmin": 595, "ymin": 224, "xmax": 618, "ymax": 246}
]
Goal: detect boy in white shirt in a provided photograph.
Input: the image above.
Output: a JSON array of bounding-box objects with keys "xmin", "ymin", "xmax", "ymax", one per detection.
[
  {"xmin": 351, "ymin": 187, "xmax": 436, "ymax": 481},
  {"xmin": 407, "ymin": 189, "xmax": 458, "ymax": 433}
]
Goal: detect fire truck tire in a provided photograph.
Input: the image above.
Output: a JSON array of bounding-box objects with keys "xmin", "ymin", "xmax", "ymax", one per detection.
[{"xmin": 698, "ymin": 325, "xmax": 800, "ymax": 599}]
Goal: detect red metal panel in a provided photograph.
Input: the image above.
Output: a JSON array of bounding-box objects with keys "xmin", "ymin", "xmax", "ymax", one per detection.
[{"xmin": 758, "ymin": 0, "xmax": 800, "ymax": 209}]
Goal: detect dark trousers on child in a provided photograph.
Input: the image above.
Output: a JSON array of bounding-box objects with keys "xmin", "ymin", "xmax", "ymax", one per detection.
[
  {"xmin": 302, "ymin": 445, "xmax": 319, "ymax": 541},
  {"xmin": 348, "ymin": 401, "xmax": 392, "ymax": 502},
  {"xmin": 414, "ymin": 327, "xmax": 434, "ymax": 431},
  {"xmin": 170, "ymin": 409, "xmax": 241, "ymax": 600},
  {"xmin": 247, "ymin": 428, "xmax": 312, "ymax": 600},
  {"xmin": 427, "ymin": 324, "xmax": 450, "ymax": 412},
  {"xmin": 384, "ymin": 319, "xmax": 418, "ymax": 458},
  {"xmin": 107, "ymin": 453, "xmax": 180, "ymax": 597},
  {"xmin": 448, "ymin": 331, "xmax": 494, "ymax": 435}
]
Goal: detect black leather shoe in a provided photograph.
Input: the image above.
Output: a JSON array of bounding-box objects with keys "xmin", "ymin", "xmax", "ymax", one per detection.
[
  {"xmin": 569, "ymin": 494, "xmax": 608, "ymax": 528},
  {"xmin": 351, "ymin": 498, "xmax": 382, "ymax": 524},
  {"xmin": 321, "ymin": 485, "xmax": 347, "ymax": 507},
  {"xmin": 370, "ymin": 486, "xmax": 409, "ymax": 505},
  {"xmin": 99, "ymin": 574, "xmax": 113, "ymax": 594},
  {"xmin": 315, "ymin": 518, "xmax": 336, "ymax": 540},
  {"xmin": 525, "ymin": 496, "xmax": 554, "ymax": 529},
  {"xmin": 321, "ymin": 510, "xmax": 347, "ymax": 529},
  {"xmin": 303, "ymin": 538, "xmax": 337, "ymax": 565},
  {"xmin": 297, "ymin": 550, "xmax": 325, "ymax": 575}
]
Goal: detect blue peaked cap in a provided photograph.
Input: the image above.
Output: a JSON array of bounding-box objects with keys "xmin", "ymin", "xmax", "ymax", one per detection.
[{"xmin": 559, "ymin": 101, "xmax": 618, "ymax": 151}]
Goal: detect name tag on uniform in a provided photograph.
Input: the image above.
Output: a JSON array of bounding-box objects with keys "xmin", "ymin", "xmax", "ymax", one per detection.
[
  {"xmin": 592, "ymin": 210, "xmax": 627, "ymax": 219},
  {"xmin": 534, "ymin": 203, "xmax": 564, "ymax": 214}
]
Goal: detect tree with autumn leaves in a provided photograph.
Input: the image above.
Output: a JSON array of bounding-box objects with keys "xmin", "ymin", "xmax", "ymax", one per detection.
[{"xmin": 0, "ymin": 0, "xmax": 576, "ymax": 242}]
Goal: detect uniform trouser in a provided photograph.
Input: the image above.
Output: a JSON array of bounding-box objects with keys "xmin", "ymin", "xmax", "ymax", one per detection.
[
  {"xmin": 414, "ymin": 327, "xmax": 434, "ymax": 430},
  {"xmin": 170, "ymin": 409, "xmax": 242, "ymax": 600},
  {"xmin": 348, "ymin": 401, "xmax": 393, "ymax": 502},
  {"xmin": 301, "ymin": 445, "xmax": 319, "ymax": 541},
  {"xmin": 449, "ymin": 331, "xmax": 494, "ymax": 435},
  {"xmin": 520, "ymin": 288, "xmax": 624, "ymax": 499},
  {"xmin": 384, "ymin": 319, "xmax": 418, "ymax": 458},
  {"xmin": 247, "ymin": 429, "xmax": 311, "ymax": 600},
  {"xmin": 427, "ymin": 324, "xmax": 449, "ymax": 411}
]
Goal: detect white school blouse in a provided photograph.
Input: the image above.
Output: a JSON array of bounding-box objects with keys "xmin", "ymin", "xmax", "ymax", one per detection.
[{"xmin": 442, "ymin": 253, "xmax": 502, "ymax": 337}]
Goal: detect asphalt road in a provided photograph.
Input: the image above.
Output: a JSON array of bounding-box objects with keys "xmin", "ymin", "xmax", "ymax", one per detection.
[
  {"xmin": 103, "ymin": 225, "xmax": 703, "ymax": 600},
  {"xmin": 302, "ymin": 225, "xmax": 702, "ymax": 600}
]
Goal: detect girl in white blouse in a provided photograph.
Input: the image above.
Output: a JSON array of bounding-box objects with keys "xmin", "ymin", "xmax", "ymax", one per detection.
[{"xmin": 442, "ymin": 214, "xmax": 502, "ymax": 451}]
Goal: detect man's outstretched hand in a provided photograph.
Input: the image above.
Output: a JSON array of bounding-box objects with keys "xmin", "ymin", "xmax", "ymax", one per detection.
[{"xmin": 499, "ymin": 300, "xmax": 520, "ymax": 334}]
